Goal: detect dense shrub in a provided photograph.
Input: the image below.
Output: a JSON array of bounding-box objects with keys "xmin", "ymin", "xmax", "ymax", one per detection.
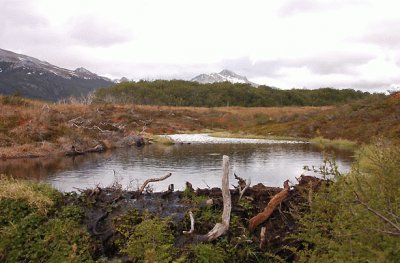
[
  {"xmin": 95, "ymin": 80, "xmax": 372, "ymax": 107},
  {"xmin": 291, "ymin": 139, "xmax": 400, "ymax": 262}
]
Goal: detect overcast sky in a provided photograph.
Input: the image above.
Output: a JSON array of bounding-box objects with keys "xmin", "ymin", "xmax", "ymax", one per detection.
[{"xmin": 1, "ymin": 0, "xmax": 399, "ymax": 92}]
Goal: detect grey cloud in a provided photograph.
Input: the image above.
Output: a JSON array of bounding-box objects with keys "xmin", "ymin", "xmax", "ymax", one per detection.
[
  {"xmin": 341, "ymin": 80, "xmax": 395, "ymax": 93},
  {"xmin": 68, "ymin": 17, "xmax": 132, "ymax": 47},
  {"xmin": 218, "ymin": 52, "xmax": 374, "ymax": 79},
  {"xmin": 360, "ymin": 20, "xmax": 400, "ymax": 48},
  {"xmin": 0, "ymin": 0, "xmax": 47, "ymax": 28},
  {"xmin": 298, "ymin": 52, "xmax": 374, "ymax": 74},
  {"xmin": 219, "ymin": 57, "xmax": 283, "ymax": 78}
]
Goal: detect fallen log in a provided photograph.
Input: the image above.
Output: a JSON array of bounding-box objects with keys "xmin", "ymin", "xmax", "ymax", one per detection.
[
  {"xmin": 86, "ymin": 144, "xmax": 105, "ymax": 153},
  {"xmin": 248, "ymin": 180, "xmax": 290, "ymax": 232},
  {"xmin": 202, "ymin": 155, "xmax": 231, "ymax": 241},
  {"xmin": 139, "ymin": 173, "xmax": 172, "ymax": 194}
]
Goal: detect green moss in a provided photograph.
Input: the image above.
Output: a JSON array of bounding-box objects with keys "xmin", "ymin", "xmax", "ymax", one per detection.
[
  {"xmin": 0, "ymin": 179, "xmax": 94, "ymax": 262},
  {"xmin": 191, "ymin": 244, "xmax": 226, "ymax": 263},
  {"xmin": 123, "ymin": 217, "xmax": 176, "ymax": 262}
]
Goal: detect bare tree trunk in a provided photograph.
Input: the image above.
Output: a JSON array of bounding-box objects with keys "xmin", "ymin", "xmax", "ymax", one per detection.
[
  {"xmin": 203, "ymin": 155, "xmax": 232, "ymax": 241},
  {"xmin": 248, "ymin": 180, "xmax": 289, "ymax": 232}
]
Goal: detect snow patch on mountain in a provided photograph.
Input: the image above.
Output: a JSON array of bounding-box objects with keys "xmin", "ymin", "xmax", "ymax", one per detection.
[
  {"xmin": 0, "ymin": 48, "xmax": 111, "ymax": 82},
  {"xmin": 191, "ymin": 69, "xmax": 258, "ymax": 87}
]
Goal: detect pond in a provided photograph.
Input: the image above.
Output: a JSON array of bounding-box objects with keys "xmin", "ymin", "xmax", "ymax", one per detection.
[{"xmin": 1, "ymin": 135, "xmax": 354, "ymax": 192}]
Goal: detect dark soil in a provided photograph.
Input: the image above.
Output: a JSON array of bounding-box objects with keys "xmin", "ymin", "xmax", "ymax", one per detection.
[{"xmin": 64, "ymin": 177, "xmax": 317, "ymax": 262}]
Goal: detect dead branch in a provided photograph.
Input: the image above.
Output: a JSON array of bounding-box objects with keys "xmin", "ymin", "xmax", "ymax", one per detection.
[
  {"xmin": 139, "ymin": 173, "xmax": 172, "ymax": 193},
  {"xmin": 202, "ymin": 179, "xmax": 211, "ymax": 189},
  {"xmin": 42, "ymin": 104, "xmax": 50, "ymax": 112},
  {"xmin": 354, "ymin": 191, "xmax": 400, "ymax": 234},
  {"xmin": 161, "ymin": 184, "xmax": 174, "ymax": 198},
  {"xmin": 248, "ymin": 180, "xmax": 290, "ymax": 232},
  {"xmin": 183, "ymin": 211, "xmax": 195, "ymax": 234},
  {"xmin": 203, "ymin": 155, "xmax": 231, "ymax": 241},
  {"xmin": 239, "ymin": 178, "xmax": 251, "ymax": 202},
  {"xmin": 259, "ymin": 226, "xmax": 267, "ymax": 249},
  {"xmin": 234, "ymin": 173, "xmax": 247, "ymax": 189}
]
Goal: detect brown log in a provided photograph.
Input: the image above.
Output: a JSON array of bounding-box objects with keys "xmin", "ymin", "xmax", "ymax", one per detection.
[
  {"xmin": 248, "ymin": 180, "xmax": 290, "ymax": 232},
  {"xmin": 204, "ymin": 155, "xmax": 231, "ymax": 241},
  {"xmin": 139, "ymin": 173, "xmax": 172, "ymax": 193}
]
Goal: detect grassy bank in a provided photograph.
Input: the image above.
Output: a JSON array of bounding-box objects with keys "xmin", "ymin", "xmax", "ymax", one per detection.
[
  {"xmin": 1, "ymin": 94, "xmax": 399, "ymax": 158},
  {"xmin": 309, "ymin": 137, "xmax": 359, "ymax": 151}
]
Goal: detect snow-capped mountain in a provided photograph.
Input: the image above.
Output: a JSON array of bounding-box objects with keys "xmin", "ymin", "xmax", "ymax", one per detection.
[
  {"xmin": 191, "ymin": 69, "xmax": 258, "ymax": 87},
  {"xmin": 0, "ymin": 48, "xmax": 114, "ymax": 100}
]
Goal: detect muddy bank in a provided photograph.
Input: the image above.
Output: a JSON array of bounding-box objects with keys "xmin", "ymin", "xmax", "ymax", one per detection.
[{"xmin": 64, "ymin": 175, "xmax": 318, "ymax": 262}]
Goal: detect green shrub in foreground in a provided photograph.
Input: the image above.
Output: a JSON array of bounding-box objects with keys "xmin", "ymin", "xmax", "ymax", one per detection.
[
  {"xmin": 0, "ymin": 179, "xmax": 94, "ymax": 262},
  {"xmin": 291, "ymin": 139, "xmax": 400, "ymax": 262}
]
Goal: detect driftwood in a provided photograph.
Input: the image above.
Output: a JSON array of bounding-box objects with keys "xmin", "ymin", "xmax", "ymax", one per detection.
[
  {"xmin": 202, "ymin": 155, "xmax": 232, "ymax": 241},
  {"xmin": 66, "ymin": 144, "xmax": 105, "ymax": 156},
  {"xmin": 86, "ymin": 144, "xmax": 105, "ymax": 153},
  {"xmin": 183, "ymin": 211, "xmax": 195, "ymax": 234},
  {"xmin": 248, "ymin": 180, "xmax": 290, "ymax": 232},
  {"xmin": 65, "ymin": 145, "xmax": 85, "ymax": 156},
  {"xmin": 139, "ymin": 173, "xmax": 172, "ymax": 193}
]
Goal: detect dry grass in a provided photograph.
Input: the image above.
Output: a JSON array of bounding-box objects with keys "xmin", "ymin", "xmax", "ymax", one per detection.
[
  {"xmin": 0, "ymin": 176, "xmax": 55, "ymax": 213},
  {"xmin": 1, "ymin": 95, "xmax": 399, "ymax": 158},
  {"xmin": 310, "ymin": 137, "xmax": 359, "ymax": 151}
]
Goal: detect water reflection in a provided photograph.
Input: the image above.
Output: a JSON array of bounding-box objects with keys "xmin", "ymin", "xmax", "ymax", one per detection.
[{"xmin": 0, "ymin": 143, "xmax": 354, "ymax": 192}]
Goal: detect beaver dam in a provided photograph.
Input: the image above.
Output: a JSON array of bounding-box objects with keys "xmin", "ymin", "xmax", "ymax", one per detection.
[{"xmin": 47, "ymin": 155, "xmax": 323, "ymax": 262}]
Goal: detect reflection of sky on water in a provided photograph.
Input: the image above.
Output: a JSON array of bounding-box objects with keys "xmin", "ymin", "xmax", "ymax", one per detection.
[{"xmin": 44, "ymin": 142, "xmax": 353, "ymax": 192}]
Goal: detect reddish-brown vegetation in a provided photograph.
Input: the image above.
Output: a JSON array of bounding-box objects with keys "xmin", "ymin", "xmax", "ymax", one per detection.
[{"xmin": 1, "ymin": 94, "xmax": 399, "ymax": 158}]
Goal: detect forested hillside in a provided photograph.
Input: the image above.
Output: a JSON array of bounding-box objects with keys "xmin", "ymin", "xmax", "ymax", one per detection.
[{"xmin": 95, "ymin": 80, "xmax": 372, "ymax": 107}]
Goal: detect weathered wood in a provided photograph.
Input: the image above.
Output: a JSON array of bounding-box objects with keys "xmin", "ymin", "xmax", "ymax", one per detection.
[
  {"xmin": 65, "ymin": 145, "xmax": 85, "ymax": 156},
  {"xmin": 203, "ymin": 155, "xmax": 231, "ymax": 241},
  {"xmin": 259, "ymin": 226, "xmax": 267, "ymax": 249},
  {"xmin": 86, "ymin": 144, "xmax": 105, "ymax": 153},
  {"xmin": 183, "ymin": 211, "xmax": 195, "ymax": 234},
  {"xmin": 239, "ymin": 179, "xmax": 251, "ymax": 202},
  {"xmin": 139, "ymin": 173, "xmax": 172, "ymax": 193},
  {"xmin": 248, "ymin": 180, "xmax": 290, "ymax": 232}
]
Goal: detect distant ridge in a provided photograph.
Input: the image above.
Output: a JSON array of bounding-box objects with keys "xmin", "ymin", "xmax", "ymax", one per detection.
[
  {"xmin": 191, "ymin": 69, "xmax": 258, "ymax": 87},
  {"xmin": 0, "ymin": 48, "xmax": 114, "ymax": 101}
]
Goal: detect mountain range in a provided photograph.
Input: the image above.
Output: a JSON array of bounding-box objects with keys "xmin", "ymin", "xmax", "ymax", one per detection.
[
  {"xmin": 191, "ymin": 69, "xmax": 258, "ymax": 87},
  {"xmin": 0, "ymin": 48, "xmax": 259, "ymax": 101},
  {"xmin": 0, "ymin": 48, "xmax": 114, "ymax": 101}
]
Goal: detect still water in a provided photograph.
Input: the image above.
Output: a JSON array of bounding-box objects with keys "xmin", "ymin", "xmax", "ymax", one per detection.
[{"xmin": 0, "ymin": 136, "xmax": 354, "ymax": 192}]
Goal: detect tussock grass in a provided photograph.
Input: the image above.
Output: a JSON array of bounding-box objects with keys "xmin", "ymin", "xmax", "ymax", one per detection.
[
  {"xmin": 0, "ymin": 176, "xmax": 57, "ymax": 213},
  {"xmin": 310, "ymin": 137, "xmax": 358, "ymax": 151},
  {"xmin": 151, "ymin": 135, "xmax": 175, "ymax": 145}
]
